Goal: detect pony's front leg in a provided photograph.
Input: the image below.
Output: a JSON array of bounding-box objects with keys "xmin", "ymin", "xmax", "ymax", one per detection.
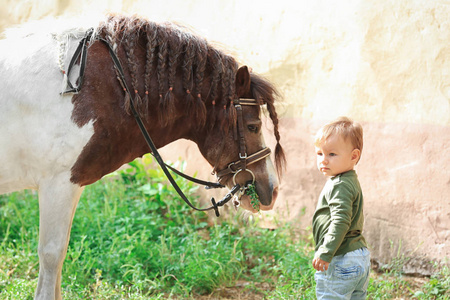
[{"xmin": 35, "ymin": 174, "xmax": 84, "ymax": 300}]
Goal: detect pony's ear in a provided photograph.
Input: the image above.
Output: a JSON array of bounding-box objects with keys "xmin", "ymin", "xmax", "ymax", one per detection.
[{"xmin": 235, "ymin": 66, "xmax": 251, "ymax": 97}]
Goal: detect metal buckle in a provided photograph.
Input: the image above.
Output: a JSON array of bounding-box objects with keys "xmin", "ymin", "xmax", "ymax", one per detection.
[
  {"xmin": 232, "ymin": 169, "xmax": 255, "ymax": 186},
  {"xmin": 227, "ymin": 162, "xmax": 237, "ymax": 173}
]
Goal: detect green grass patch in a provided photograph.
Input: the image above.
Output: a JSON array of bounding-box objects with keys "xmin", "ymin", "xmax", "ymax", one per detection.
[{"xmin": 0, "ymin": 154, "xmax": 448, "ymax": 299}]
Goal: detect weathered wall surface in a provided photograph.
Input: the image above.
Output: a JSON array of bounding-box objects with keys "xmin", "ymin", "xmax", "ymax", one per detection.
[{"xmin": 1, "ymin": 0, "xmax": 448, "ymax": 274}]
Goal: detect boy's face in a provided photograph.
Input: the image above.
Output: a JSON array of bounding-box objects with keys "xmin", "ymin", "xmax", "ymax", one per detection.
[{"xmin": 315, "ymin": 134, "xmax": 360, "ymax": 177}]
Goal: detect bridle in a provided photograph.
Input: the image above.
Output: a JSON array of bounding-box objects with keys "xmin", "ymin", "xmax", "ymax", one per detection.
[
  {"xmin": 214, "ymin": 98, "xmax": 271, "ymax": 186},
  {"xmin": 61, "ymin": 28, "xmax": 271, "ymax": 217}
]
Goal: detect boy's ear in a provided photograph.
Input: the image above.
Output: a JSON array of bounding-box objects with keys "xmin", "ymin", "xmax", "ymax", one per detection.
[{"xmin": 351, "ymin": 149, "xmax": 361, "ymax": 163}]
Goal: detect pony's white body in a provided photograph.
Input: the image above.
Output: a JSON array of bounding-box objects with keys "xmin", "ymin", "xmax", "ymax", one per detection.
[
  {"xmin": 0, "ymin": 30, "xmax": 93, "ymax": 193},
  {"xmin": 0, "ymin": 28, "xmax": 93, "ymax": 299}
]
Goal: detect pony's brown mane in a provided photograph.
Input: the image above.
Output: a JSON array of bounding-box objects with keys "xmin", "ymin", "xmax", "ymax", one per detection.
[{"xmin": 96, "ymin": 14, "xmax": 285, "ymax": 177}]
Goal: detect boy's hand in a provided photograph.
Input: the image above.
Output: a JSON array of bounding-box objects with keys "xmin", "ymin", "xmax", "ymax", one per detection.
[{"xmin": 313, "ymin": 257, "xmax": 330, "ymax": 271}]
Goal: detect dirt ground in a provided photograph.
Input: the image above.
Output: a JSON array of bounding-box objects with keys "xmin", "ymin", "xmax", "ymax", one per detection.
[
  {"xmin": 190, "ymin": 274, "xmax": 429, "ymax": 300},
  {"xmin": 193, "ymin": 281, "xmax": 269, "ymax": 300}
]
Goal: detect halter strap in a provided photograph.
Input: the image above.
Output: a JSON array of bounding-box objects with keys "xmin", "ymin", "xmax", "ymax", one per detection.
[
  {"xmin": 216, "ymin": 147, "xmax": 271, "ymax": 178},
  {"xmin": 234, "ymin": 100, "xmax": 247, "ymax": 169}
]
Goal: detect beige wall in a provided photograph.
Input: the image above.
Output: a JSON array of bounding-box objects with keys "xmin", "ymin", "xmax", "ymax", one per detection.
[{"xmin": 2, "ymin": 0, "xmax": 448, "ymax": 274}]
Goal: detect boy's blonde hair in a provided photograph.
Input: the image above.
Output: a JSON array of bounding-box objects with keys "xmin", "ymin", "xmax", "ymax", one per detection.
[{"xmin": 315, "ymin": 116, "xmax": 364, "ymax": 163}]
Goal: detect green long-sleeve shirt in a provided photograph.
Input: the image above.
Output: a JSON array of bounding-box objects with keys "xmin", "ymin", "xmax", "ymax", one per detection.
[{"xmin": 312, "ymin": 170, "xmax": 367, "ymax": 262}]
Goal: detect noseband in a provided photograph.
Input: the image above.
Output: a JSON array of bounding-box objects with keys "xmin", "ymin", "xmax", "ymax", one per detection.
[{"xmin": 61, "ymin": 29, "xmax": 271, "ymax": 217}]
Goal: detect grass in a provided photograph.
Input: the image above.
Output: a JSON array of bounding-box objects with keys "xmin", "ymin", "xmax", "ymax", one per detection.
[{"xmin": 0, "ymin": 154, "xmax": 449, "ymax": 299}]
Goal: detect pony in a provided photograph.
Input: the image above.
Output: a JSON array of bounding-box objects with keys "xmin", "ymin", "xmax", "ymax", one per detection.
[{"xmin": 0, "ymin": 14, "xmax": 285, "ymax": 300}]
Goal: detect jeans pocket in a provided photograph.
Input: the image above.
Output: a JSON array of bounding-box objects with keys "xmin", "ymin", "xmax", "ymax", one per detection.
[{"xmin": 334, "ymin": 264, "xmax": 362, "ymax": 280}]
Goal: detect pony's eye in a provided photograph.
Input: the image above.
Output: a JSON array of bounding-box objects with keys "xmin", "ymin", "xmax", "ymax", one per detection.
[{"xmin": 247, "ymin": 125, "xmax": 258, "ymax": 133}]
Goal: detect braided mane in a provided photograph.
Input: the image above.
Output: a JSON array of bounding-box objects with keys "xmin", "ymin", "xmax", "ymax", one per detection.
[
  {"xmin": 250, "ymin": 73, "xmax": 286, "ymax": 177},
  {"xmin": 96, "ymin": 14, "xmax": 237, "ymax": 125},
  {"xmin": 96, "ymin": 14, "xmax": 285, "ymax": 176}
]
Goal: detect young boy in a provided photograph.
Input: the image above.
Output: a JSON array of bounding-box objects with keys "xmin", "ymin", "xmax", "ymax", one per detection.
[{"xmin": 312, "ymin": 117, "xmax": 370, "ymax": 299}]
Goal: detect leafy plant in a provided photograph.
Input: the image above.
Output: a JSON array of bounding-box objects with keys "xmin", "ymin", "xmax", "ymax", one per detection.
[
  {"xmin": 413, "ymin": 263, "xmax": 450, "ymax": 299},
  {"xmin": 245, "ymin": 183, "xmax": 260, "ymax": 212}
]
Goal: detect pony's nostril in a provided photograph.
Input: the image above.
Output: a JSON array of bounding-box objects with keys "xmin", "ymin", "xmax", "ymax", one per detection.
[
  {"xmin": 259, "ymin": 185, "xmax": 277, "ymax": 211},
  {"xmin": 272, "ymin": 186, "xmax": 279, "ymax": 202}
]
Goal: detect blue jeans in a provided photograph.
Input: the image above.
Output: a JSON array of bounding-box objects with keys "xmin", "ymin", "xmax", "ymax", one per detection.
[{"xmin": 315, "ymin": 247, "xmax": 370, "ymax": 299}]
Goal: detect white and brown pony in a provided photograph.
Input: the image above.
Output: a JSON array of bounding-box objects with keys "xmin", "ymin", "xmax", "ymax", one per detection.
[{"xmin": 0, "ymin": 14, "xmax": 285, "ymax": 300}]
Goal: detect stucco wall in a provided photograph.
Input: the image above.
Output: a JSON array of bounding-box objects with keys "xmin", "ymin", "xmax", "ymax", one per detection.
[{"xmin": 1, "ymin": 0, "xmax": 448, "ymax": 274}]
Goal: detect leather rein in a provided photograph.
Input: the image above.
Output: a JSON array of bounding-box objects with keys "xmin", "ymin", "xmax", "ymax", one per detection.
[{"xmin": 61, "ymin": 28, "xmax": 271, "ymax": 217}]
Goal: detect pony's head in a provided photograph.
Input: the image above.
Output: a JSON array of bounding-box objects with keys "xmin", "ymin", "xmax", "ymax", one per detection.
[
  {"xmin": 94, "ymin": 14, "xmax": 286, "ymax": 212},
  {"xmin": 196, "ymin": 66, "xmax": 286, "ymax": 212}
]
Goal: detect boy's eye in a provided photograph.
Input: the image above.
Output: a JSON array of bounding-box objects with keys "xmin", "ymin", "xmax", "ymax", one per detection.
[
  {"xmin": 317, "ymin": 152, "xmax": 323, "ymax": 156},
  {"xmin": 330, "ymin": 153, "xmax": 337, "ymax": 156}
]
